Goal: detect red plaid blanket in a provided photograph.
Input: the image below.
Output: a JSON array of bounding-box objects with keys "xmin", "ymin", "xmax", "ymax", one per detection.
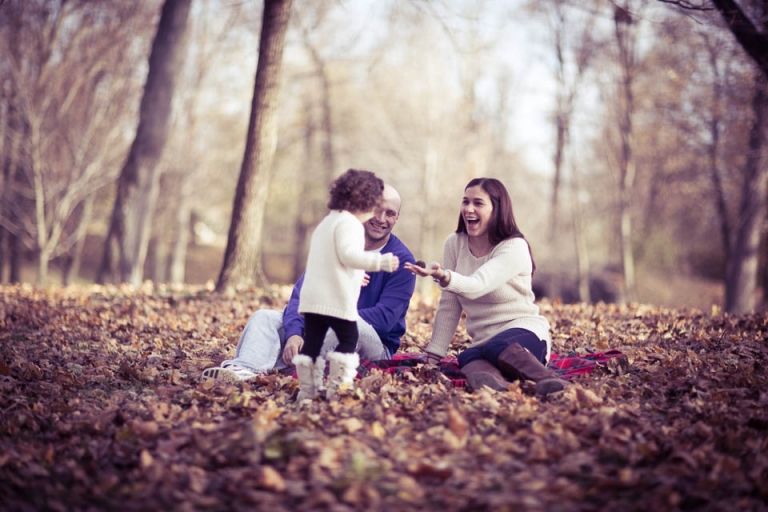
[{"xmin": 282, "ymin": 350, "xmax": 625, "ymax": 388}]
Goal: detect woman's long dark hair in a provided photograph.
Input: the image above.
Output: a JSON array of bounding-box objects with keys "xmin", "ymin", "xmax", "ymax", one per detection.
[{"xmin": 456, "ymin": 177, "xmax": 535, "ymax": 274}]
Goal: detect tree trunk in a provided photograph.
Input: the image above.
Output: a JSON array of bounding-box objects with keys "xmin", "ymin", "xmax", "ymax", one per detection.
[
  {"xmin": 168, "ymin": 192, "xmax": 191, "ymax": 285},
  {"xmin": 570, "ymin": 165, "xmax": 591, "ymax": 303},
  {"xmin": 9, "ymin": 231, "xmax": 21, "ymax": 284},
  {"xmin": 0, "ymin": 229, "xmax": 5, "ymax": 284},
  {"xmin": 711, "ymin": 0, "xmax": 768, "ymax": 80},
  {"xmin": 293, "ymin": 94, "xmax": 315, "ymax": 282},
  {"xmin": 614, "ymin": 4, "xmax": 638, "ymax": 303},
  {"xmin": 710, "ymin": 115, "xmax": 731, "ymax": 265},
  {"xmin": 30, "ymin": 119, "xmax": 50, "ymax": 287},
  {"xmin": 62, "ymin": 195, "xmax": 94, "ymax": 286},
  {"xmin": 698, "ymin": 30, "xmax": 733, "ymax": 271},
  {"xmin": 291, "ymin": 19, "xmax": 337, "ymax": 282},
  {"xmin": 216, "ymin": 0, "xmax": 293, "ymax": 292},
  {"xmin": 725, "ymin": 73, "xmax": 768, "ymax": 313},
  {"xmin": 2, "ymin": 107, "xmax": 23, "ymax": 285},
  {"xmin": 3, "ymin": 102, "xmax": 23, "ymax": 285},
  {"xmin": 574, "ymin": 216, "xmax": 591, "ymax": 303},
  {"xmin": 100, "ymin": 0, "xmax": 192, "ymax": 286},
  {"xmin": 38, "ymin": 249, "xmax": 51, "ymax": 286},
  {"xmin": 0, "ymin": 97, "xmax": 8, "ymax": 284},
  {"xmin": 551, "ymin": 113, "xmax": 566, "ymax": 241},
  {"xmin": 96, "ymin": 217, "xmax": 118, "ymax": 284},
  {"xmin": 550, "ymin": 10, "xmax": 567, "ymax": 242},
  {"xmin": 619, "ymin": 196, "xmax": 636, "ymax": 302},
  {"xmin": 299, "ymin": 19, "xmax": 336, "ymax": 178},
  {"xmin": 147, "ymin": 237, "xmax": 170, "ymax": 283}
]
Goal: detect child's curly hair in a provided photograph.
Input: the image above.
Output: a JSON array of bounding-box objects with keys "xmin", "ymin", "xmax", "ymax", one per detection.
[{"xmin": 327, "ymin": 169, "xmax": 384, "ymax": 213}]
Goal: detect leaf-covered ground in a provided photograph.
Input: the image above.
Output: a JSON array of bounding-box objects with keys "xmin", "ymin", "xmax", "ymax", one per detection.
[{"xmin": 1, "ymin": 284, "xmax": 767, "ymax": 511}]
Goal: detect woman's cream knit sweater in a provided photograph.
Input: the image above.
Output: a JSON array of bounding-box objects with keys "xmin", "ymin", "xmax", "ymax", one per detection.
[{"xmin": 426, "ymin": 233, "xmax": 552, "ymax": 360}]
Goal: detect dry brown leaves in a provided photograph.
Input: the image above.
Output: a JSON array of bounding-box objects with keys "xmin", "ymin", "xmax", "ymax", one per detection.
[{"xmin": 1, "ymin": 284, "xmax": 767, "ymax": 511}]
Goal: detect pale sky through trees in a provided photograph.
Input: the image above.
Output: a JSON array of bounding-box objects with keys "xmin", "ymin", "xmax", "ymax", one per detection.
[
  {"xmin": 284, "ymin": 0, "xmax": 560, "ymax": 175},
  {"xmin": 192, "ymin": 0, "xmax": 562, "ymax": 175}
]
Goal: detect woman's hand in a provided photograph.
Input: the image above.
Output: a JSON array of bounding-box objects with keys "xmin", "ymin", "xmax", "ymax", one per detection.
[
  {"xmin": 404, "ymin": 261, "xmax": 441, "ymax": 278},
  {"xmin": 404, "ymin": 261, "xmax": 450, "ymax": 286},
  {"xmin": 282, "ymin": 335, "xmax": 304, "ymax": 365}
]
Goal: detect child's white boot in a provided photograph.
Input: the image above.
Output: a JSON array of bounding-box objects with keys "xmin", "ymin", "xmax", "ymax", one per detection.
[
  {"xmin": 312, "ymin": 355, "xmax": 326, "ymax": 395},
  {"xmin": 326, "ymin": 352, "xmax": 359, "ymax": 399},
  {"xmin": 293, "ymin": 355, "xmax": 325, "ymax": 401}
]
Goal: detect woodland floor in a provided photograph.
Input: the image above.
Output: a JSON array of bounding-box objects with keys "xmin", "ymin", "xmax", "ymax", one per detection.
[{"xmin": 1, "ymin": 284, "xmax": 767, "ymax": 511}]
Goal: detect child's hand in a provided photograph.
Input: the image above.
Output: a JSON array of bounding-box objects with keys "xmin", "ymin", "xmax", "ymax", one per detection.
[
  {"xmin": 361, "ymin": 273, "xmax": 370, "ymax": 287},
  {"xmin": 382, "ymin": 253, "xmax": 399, "ymax": 272}
]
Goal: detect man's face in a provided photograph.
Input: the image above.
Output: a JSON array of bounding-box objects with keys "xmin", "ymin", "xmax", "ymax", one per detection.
[{"xmin": 364, "ymin": 195, "xmax": 400, "ymax": 243}]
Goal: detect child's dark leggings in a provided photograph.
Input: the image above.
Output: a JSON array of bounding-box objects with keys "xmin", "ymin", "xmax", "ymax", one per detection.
[{"xmin": 300, "ymin": 313, "xmax": 358, "ymax": 360}]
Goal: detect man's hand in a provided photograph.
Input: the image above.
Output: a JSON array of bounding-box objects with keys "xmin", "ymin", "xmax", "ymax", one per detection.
[{"xmin": 283, "ymin": 335, "xmax": 304, "ymax": 366}]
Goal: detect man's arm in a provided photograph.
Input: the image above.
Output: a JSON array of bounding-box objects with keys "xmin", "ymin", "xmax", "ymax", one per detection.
[
  {"xmin": 282, "ymin": 273, "xmax": 305, "ymax": 339},
  {"xmin": 358, "ymin": 265, "xmax": 415, "ymax": 333},
  {"xmin": 279, "ymin": 274, "xmax": 308, "ymax": 365}
]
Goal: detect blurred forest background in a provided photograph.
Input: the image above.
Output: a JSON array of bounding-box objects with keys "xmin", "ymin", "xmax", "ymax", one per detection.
[{"xmin": 1, "ymin": 0, "xmax": 767, "ymax": 313}]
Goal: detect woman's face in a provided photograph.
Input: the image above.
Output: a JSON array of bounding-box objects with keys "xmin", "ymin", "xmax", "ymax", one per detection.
[{"xmin": 461, "ymin": 185, "xmax": 493, "ymax": 239}]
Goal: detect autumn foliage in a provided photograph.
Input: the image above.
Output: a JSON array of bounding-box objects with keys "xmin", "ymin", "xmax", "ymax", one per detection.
[{"xmin": 1, "ymin": 284, "xmax": 767, "ymax": 510}]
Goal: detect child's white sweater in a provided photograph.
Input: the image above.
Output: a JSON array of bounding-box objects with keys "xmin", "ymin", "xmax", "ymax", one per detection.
[{"xmin": 299, "ymin": 210, "xmax": 397, "ymax": 321}]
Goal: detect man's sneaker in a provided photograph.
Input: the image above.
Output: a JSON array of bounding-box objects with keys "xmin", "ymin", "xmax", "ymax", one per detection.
[{"xmin": 202, "ymin": 364, "xmax": 257, "ymax": 382}]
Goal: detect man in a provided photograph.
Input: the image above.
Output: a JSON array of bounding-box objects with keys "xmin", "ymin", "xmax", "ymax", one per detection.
[{"xmin": 202, "ymin": 184, "xmax": 416, "ymax": 382}]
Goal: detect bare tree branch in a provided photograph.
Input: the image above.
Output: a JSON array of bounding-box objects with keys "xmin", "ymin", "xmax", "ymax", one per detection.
[
  {"xmin": 657, "ymin": 0, "xmax": 715, "ymax": 10},
  {"xmin": 658, "ymin": 0, "xmax": 768, "ymax": 77}
]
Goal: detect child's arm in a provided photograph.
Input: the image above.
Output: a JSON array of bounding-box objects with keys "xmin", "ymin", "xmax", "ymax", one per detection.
[{"xmin": 335, "ymin": 219, "xmax": 399, "ymax": 272}]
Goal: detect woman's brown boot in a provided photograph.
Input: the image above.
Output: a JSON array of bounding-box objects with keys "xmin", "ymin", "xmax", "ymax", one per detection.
[
  {"xmin": 497, "ymin": 344, "xmax": 568, "ymax": 396},
  {"xmin": 460, "ymin": 359, "xmax": 510, "ymax": 392}
]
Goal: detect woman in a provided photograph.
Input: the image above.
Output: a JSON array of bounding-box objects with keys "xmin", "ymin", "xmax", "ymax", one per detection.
[{"xmin": 404, "ymin": 178, "xmax": 567, "ymax": 395}]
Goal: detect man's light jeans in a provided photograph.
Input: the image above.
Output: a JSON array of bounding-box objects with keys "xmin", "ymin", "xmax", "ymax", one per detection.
[{"xmin": 222, "ymin": 309, "xmax": 391, "ymax": 372}]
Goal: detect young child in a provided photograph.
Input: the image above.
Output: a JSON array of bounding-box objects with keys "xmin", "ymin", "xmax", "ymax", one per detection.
[{"xmin": 293, "ymin": 169, "xmax": 400, "ymax": 400}]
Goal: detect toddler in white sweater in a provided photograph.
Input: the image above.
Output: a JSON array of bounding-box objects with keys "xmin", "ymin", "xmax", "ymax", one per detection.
[{"xmin": 293, "ymin": 169, "xmax": 399, "ymax": 400}]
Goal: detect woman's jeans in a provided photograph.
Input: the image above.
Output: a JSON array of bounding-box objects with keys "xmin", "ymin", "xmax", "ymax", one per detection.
[{"xmin": 457, "ymin": 328, "xmax": 547, "ymax": 368}]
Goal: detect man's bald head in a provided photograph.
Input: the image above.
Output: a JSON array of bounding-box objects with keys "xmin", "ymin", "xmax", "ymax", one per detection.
[
  {"xmin": 364, "ymin": 183, "xmax": 402, "ymax": 250},
  {"xmin": 382, "ymin": 184, "xmax": 402, "ymax": 214}
]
